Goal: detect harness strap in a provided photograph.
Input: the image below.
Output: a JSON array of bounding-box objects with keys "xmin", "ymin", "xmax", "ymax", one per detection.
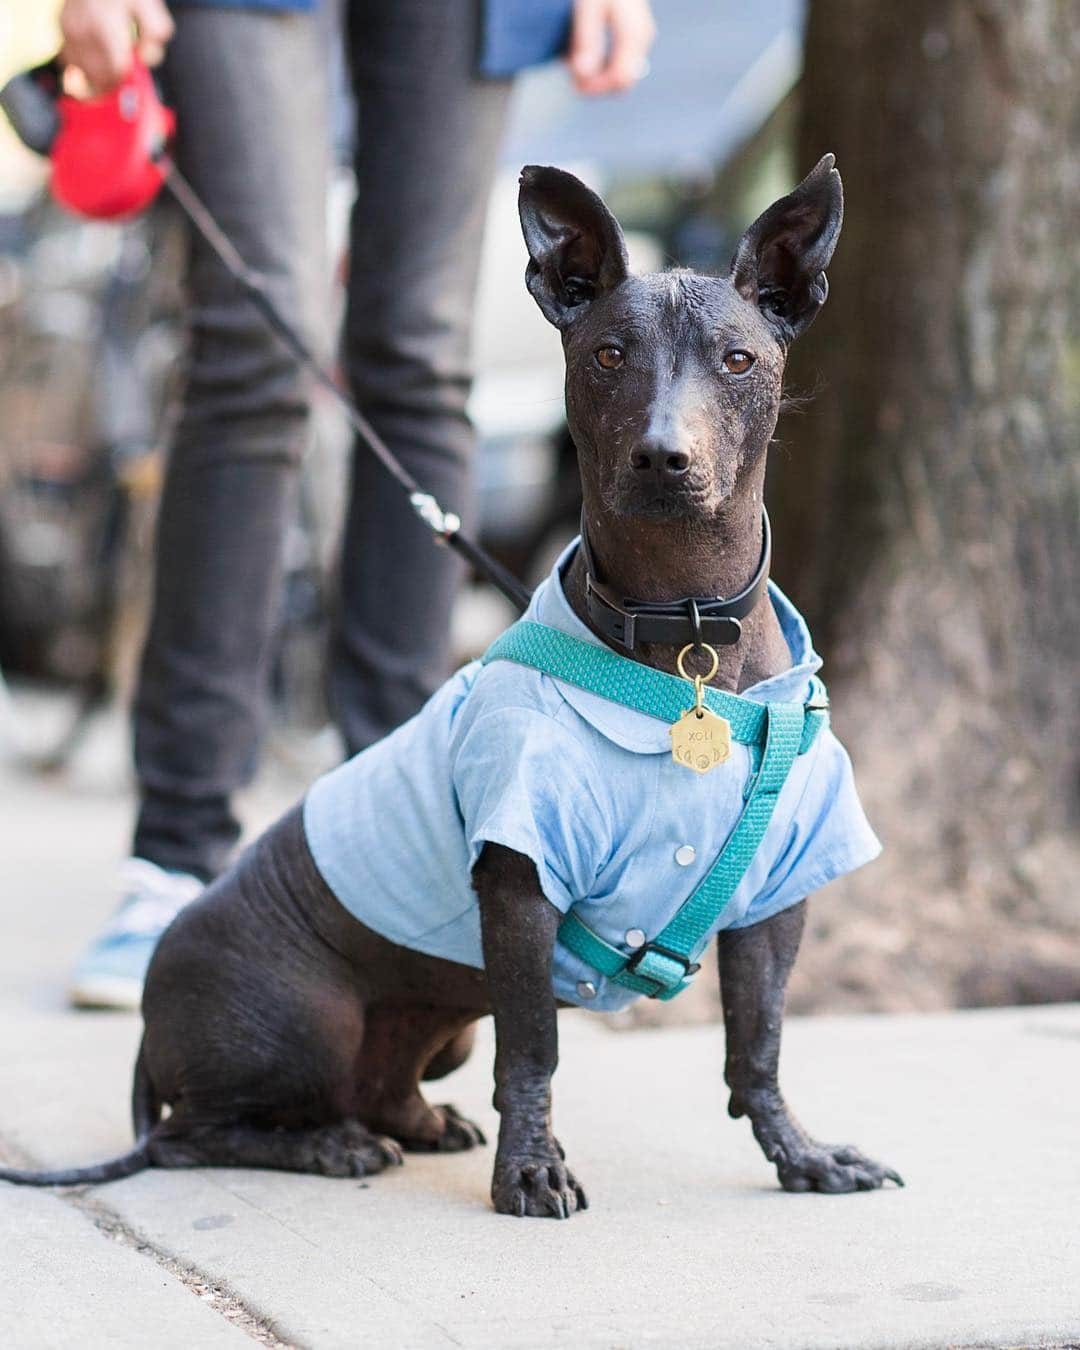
[
  {"xmin": 481, "ymin": 620, "xmax": 829, "ymax": 1000},
  {"xmin": 482, "ymin": 621, "xmax": 828, "ymax": 752}
]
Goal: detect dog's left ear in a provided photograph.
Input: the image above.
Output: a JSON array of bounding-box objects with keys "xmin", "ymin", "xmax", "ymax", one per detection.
[
  {"xmin": 730, "ymin": 154, "xmax": 843, "ymax": 344},
  {"xmin": 519, "ymin": 165, "xmax": 630, "ymax": 329}
]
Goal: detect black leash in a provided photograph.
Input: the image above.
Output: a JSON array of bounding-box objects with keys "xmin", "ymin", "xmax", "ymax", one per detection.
[
  {"xmin": 161, "ymin": 167, "xmax": 773, "ymax": 649},
  {"xmin": 162, "ymin": 158, "xmax": 533, "ymax": 613}
]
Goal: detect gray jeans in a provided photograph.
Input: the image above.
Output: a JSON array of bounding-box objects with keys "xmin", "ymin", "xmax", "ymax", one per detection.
[{"xmin": 134, "ymin": 1, "xmax": 512, "ymax": 879}]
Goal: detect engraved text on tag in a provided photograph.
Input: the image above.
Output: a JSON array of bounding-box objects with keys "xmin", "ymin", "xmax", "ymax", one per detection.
[{"xmin": 670, "ymin": 707, "xmax": 732, "ymax": 775}]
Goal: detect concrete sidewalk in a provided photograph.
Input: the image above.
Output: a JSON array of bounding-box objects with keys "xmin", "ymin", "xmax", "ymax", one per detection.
[{"xmin": 2, "ymin": 768, "xmax": 1079, "ymax": 1349}]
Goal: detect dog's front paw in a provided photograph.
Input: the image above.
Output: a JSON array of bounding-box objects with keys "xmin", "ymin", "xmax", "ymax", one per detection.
[
  {"xmin": 777, "ymin": 1141, "xmax": 903, "ymax": 1194},
  {"xmin": 492, "ymin": 1149, "xmax": 588, "ymax": 1219}
]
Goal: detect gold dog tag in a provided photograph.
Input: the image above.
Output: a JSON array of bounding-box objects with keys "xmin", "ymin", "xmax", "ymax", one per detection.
[
  {"xmin": 671, "ymin": 641, "xmax": 731, "ymax": 775},
  {"xmin": 670, "ymin": 706, "xmax": 732, "ymax": 774}
]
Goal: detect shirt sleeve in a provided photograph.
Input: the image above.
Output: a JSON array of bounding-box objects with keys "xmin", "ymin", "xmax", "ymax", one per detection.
[
  {"xmin": 730, "ymin": 727, "xmax": 882, "ymax": 928},
  {"xmin": 451, "ymin": 705, "xmax": 610, "ymax": 914}
]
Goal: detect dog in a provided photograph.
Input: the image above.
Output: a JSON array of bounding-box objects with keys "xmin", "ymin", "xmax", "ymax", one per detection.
[{"xmin": 0, "ymin": 158, "xmax": 901, "ymax": 1217}]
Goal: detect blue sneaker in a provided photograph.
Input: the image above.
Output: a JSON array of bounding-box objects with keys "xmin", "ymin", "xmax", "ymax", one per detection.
[{"xmin": 69, "ymin": 859, "xmax": 204, "ymax": 1010}]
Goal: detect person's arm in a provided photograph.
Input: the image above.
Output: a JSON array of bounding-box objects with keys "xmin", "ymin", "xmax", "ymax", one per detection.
[
  {"xmin": 59, "ymin": 0, "xmax": 174, "ymax": 93},
  {"xmin": 566, "ymin": 0, "xmax": 656, "ymax": 96}
]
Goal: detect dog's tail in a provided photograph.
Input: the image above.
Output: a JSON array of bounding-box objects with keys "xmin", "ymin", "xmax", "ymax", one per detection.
[
  {"xmin": 0, "ymin": 1037, "xmax": 160, "ymax": 1188},
  {"xmin": 0, "ymin": 1142, "xmax": 152, "ymax": 1187}
]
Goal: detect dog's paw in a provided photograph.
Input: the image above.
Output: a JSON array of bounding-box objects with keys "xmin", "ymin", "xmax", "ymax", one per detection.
[
  {"xmin": 492, "ymin": 1151, "xmax": 588, "ymax": 1219},
  {"xmin": 389, "ymin": 1102, "xmax": 487, "ymax": 1153},
  {"xmin": 311, "ymin": 1120, "xmax": 404, "ymax": 1177},
  {"xmin": 433, "ymin": 1103, "xmax": 487, "ymax": 1152},
  {"xmin": 777, "ymin": 1141, "xmax": 903, "ymax": 1194}
]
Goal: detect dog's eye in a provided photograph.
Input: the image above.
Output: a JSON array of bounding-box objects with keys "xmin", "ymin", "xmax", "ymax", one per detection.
[
  {"xmin": 723, "ymin": 350, "xmax": 755, "ymax": 375},
  {"xmin": 595, "ymin": 346, "xmax": 624, "ymax": 370}
]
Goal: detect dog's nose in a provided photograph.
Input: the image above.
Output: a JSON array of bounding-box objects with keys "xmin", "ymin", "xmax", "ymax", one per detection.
[{"xmin": 629, "ymin": 442, "xmax": 692, "ymax": 481}]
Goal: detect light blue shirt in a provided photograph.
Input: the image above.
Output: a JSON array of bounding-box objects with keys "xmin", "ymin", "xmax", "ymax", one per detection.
[{"xmin": 303, "ymin": 542, "xmax": 881, "ymax": 1012}]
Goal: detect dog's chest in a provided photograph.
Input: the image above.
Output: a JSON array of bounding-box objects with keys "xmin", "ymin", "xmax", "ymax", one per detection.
[{"xmin": 305, "ymin": 559, "xmax": 880, "ymax": 1014}]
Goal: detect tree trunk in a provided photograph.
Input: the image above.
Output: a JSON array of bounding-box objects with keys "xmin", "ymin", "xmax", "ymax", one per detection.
[{"xmin": 770, "ymin": 0, "xmax": 1080, "ymax": 1011}]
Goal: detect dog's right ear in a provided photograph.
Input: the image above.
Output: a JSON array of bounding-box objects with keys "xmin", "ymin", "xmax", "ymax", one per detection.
[{"xmin": 518, "ymin": 165, "xmax": 630, "ymax": 329}]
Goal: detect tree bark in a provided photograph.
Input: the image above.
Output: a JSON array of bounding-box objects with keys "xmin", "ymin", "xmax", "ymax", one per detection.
[{"xmin": 769, "ymin": 0, "xmax": 1080, "ymax": 1010}]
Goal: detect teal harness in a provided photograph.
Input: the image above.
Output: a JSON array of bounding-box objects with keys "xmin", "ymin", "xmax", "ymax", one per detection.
[{"xmin": 481, "ymin": 620, "xmax": 830, "ymax": 1001}]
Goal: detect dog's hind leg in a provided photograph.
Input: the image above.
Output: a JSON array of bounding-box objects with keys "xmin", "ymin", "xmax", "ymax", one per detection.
[
  {"xmin": 423, "ymin": 1024, "xmax": 477, "ymax": 1081},
  {"xmin": 718, "ymin": 902, "xmax": 903, "ymax": 1193},
  {"xmin": 353, "ymin": 1003, "xmax": 486, "ymax": 1152},
  {"xmin": 131, "ymin": 1037, "xmax": 162, "ymax": 1138},
  {"xmin": 148, "ymin": 1118, "xmax": 403, "ymax": 1177}
]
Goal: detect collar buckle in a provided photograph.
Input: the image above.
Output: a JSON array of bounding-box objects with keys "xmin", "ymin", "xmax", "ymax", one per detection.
[
  {"xmin": 580, "ymin": 508, "xmax": 771, "ymax": 653},
  {"xmin": 585, "ymin": 572, "xmax": 636, "ymax": 649}
]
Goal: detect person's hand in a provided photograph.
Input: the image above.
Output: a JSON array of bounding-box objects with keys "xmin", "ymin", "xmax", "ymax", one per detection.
[
  {"xmin": 567, "ymin": 0, "xmax": 656, "ymax": 96},
  {"xmin": 59, "ymin": 0, "xmax": 174, "ymax": 94}
]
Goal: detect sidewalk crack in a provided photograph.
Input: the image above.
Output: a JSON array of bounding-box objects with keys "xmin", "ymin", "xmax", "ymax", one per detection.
[{"xmin": 0, "ymin": 1131, "xmax": 299, "ymax": 1349}]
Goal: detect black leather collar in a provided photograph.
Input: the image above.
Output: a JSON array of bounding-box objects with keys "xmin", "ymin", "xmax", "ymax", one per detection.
[{"xmin": 579, "ymin": 508, "xmax": 771, "ymax": 652}]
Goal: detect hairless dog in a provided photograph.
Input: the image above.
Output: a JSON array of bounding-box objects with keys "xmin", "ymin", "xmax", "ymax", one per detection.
[{"xmin": 1, "ymin": 159, "xmax": 901, "ymax": 1216}]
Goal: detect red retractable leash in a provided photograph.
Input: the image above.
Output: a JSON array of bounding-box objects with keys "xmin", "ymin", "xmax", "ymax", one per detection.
[
  {"xmin": 0, "ymin": 55, "xmax": 531, "ymax": 611},
  {"xmin": 9, "ymin": 56, "xmax": 175, "ymax": 218}
]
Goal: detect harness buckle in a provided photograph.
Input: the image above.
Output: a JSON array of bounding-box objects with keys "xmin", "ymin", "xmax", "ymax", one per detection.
[
  {"xmin": 625, "ymin": 941, "xmax": 701, "ymax": 997},
  {"xmin": 804, "ymin": 679, "xmax": 830, "ymax": 714}
]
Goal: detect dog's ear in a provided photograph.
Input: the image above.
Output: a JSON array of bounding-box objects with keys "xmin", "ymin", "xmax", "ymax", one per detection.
[
  {"xmin": 729, "ymin": 154, "xmax": 843, "ymax": 344},
  {"xmin": 518, "ymin": 165, "xmax": 630, "ymax": 328}
]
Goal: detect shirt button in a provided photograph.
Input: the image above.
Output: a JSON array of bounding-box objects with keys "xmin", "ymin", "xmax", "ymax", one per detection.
[
  {"xmin": 675, "ymin": 844, "xmax": 697, "ymax": 866},
  {"xmin": 624, "ymin": 928, "xmax": 646, "ymax": 950},
  {"xmin": 576, "ymin": 980, "xmax": 597, "ymax": 1000}
]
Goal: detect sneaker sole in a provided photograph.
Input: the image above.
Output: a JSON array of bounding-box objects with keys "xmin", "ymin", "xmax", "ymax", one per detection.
[{"xmin": 68, "ymin": 975, "xmax": 143, "ymax": 1011}]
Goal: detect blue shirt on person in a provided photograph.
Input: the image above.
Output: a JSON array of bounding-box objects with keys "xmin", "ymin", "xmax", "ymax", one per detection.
[
  {"xmin": 172, "ymin": 0, "xmax": 574, "ymax": 77},
  {"xmin": 303, "ymin": 540, "xmax": 881, "ymax": 1014}
]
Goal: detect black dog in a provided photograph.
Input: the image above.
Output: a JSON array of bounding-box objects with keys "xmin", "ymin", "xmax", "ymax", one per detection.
[{"xmin": 1, "ymin": 159, "xmax": 901, "ymax": 1216}]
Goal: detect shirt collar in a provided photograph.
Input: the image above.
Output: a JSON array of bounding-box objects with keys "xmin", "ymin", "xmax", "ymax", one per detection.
[{"xmin": 524, "ymin": 538, "xmax": 823, "ymax": 754}]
